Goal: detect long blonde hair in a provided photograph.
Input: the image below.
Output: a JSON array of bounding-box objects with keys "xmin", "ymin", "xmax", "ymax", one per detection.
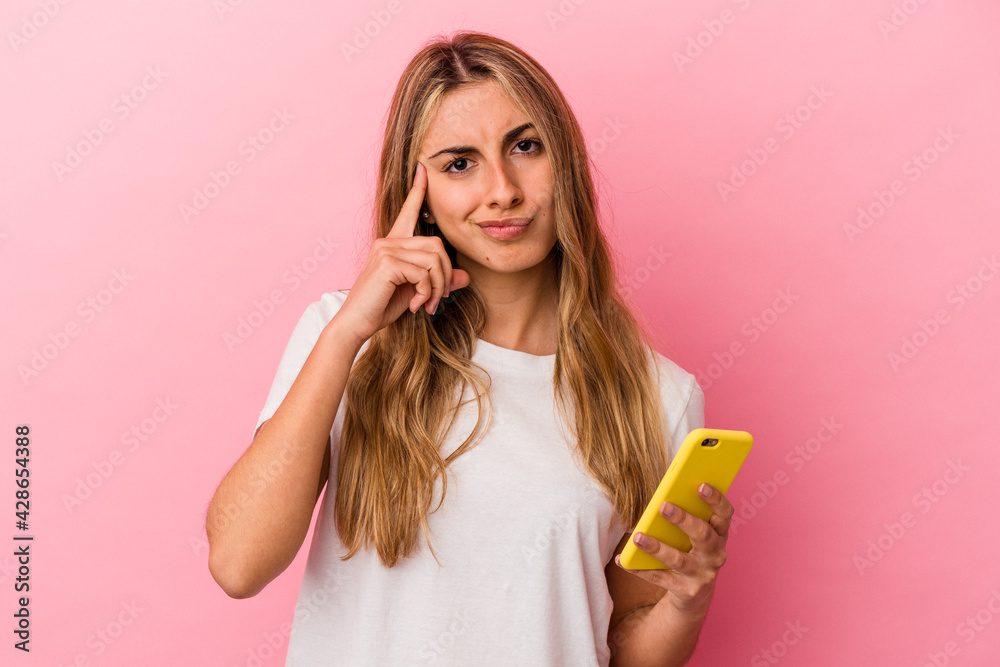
[{"xmin": 336, "ymin": 30, "xmax": 677, "ymax": 567}]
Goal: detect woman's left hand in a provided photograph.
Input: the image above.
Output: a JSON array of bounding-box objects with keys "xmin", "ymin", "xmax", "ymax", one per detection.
[{"xmin": 615, "ymin": 483, "xmax": 734, "ymax": 619}]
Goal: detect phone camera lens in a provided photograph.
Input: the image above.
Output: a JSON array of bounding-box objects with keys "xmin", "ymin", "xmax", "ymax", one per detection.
[{"xmin": 701, "ymin": 438, "xmax": 719, "ymax": 447}]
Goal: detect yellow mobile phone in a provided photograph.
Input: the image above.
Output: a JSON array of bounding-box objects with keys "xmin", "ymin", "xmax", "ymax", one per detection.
[{"xmin": 619, "ymin": 428, "xmax": 753, "ymax": 570}]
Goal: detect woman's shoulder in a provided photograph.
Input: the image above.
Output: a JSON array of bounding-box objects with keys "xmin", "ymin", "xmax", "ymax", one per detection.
[
  {"xmin": 301, "ymin": 289, "xmax": 351, "ymax": 325},
  {"xmin": 645, "ymin": 346, "xmax": 702, "ymax": 405}
]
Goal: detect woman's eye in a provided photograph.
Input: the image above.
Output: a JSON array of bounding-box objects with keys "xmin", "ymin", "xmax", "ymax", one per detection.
[
  {"xmin": 516, "ymin": 138, "xmax": 541, "ymax": 153},
  {"xmin": 443, "ymin": 139, "xmax": 541, "ymax": 174},
  {"xmin": 445, "ymin": 157, "xmax": 470, "ymax": 173}
]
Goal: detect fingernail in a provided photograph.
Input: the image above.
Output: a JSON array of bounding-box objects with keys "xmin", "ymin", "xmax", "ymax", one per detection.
[
  {"xmin": 634, "ymin": 533, "xmax": 648, "ymax": 547},
  {"xmin": 699, "ymin": 484, "xmax": 712, "ymax": 498},
  {"xmin": 416, "ymin": 162, "xmax": 424, "ymax": 175},
  {"xmin": 661, "ymin": 502, "xmax": 677, "ymax": 517}
]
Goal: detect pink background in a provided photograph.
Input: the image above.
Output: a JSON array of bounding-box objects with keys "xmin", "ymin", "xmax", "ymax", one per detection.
[{"xmin": 2, "ymin": 1, "xmax": 999, "ymax": 665}]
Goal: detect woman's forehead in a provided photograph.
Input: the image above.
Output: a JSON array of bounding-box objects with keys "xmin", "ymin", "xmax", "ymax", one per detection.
[{"xmin": 423, "ymin": 83, "xmax": 531, "ymax": 153}]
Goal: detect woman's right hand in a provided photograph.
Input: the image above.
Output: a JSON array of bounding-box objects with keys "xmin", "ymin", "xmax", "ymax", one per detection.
[{"xmin": 337, "ymin": 161, "xmax": 471, "ymax": 344}]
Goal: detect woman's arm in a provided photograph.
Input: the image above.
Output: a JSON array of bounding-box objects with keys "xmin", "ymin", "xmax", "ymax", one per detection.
[
  {"xmin": 606, "ymin": 583, "xmax": 706, "ymax": 667},
  {"xmin": 606, "ymin": 483, "xmax": 734, "ymax": 666},
  {"xmin": 206, "ymin": 315, "xmax": 365, "ymax": 599}
]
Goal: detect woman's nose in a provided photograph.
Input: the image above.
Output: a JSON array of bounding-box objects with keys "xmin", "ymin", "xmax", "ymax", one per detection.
[{"xmin": 485, "ymin": 161, "xmax": 522, "ymax": 209}]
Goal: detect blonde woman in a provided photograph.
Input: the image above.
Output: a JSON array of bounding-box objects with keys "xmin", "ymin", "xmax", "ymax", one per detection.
[{"xmin": 207, "ymin": 30, "xmax": 732, "ymax": 666}]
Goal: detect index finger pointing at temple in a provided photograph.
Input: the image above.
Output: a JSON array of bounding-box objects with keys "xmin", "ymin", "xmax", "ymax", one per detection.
[{"xmin": 386, "ymin": 161, "xmax": 428, "ymax": 240}]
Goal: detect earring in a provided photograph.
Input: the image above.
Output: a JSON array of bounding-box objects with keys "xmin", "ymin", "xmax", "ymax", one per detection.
[{"xmin": 422, "ymin": 211, "xmax": 429, "ymax": 218}]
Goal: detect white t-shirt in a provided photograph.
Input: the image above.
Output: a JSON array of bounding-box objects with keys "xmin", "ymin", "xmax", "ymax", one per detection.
[{"xmin": 253, "ymin": 290, "xmax": 705, "ymax": 667}]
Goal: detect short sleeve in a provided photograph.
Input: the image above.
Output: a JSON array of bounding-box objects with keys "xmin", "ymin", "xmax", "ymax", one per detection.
[
  {"xmin": 668, "ymin": 374, "xmax": 705, "ymax": 460},
  {"xmin": 251, "ymin": 291, "xmax": 352, "ymax": 440},
  {"xmin": 608, "ymin": 353, "xmax": 705, "ymax": 538},
  {"xmin": 647, "ymin": 350, "xmax": 705, "ymax": 463}
]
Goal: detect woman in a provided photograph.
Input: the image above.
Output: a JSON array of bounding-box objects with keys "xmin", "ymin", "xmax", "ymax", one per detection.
[{"xmin": 207, "ymin": 30, "xmax": 732, "ymax": 666}]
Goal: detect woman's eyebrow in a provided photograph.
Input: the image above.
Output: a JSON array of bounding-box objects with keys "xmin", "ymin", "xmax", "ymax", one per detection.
[{"xmin": 426, "ymin": 122, "xmax": 534, "ymax": 160}]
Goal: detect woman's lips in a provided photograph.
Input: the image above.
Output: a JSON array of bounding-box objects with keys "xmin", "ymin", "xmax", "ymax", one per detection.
[{"xmin": 477, "ymin": 220, "xmax": 531, "ymax": 240}]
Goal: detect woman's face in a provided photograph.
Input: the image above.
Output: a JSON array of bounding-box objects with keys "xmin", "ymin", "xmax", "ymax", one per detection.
[{"xmin": 416, "ymin": 80, "xmax": 558, "ymax": 282}]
